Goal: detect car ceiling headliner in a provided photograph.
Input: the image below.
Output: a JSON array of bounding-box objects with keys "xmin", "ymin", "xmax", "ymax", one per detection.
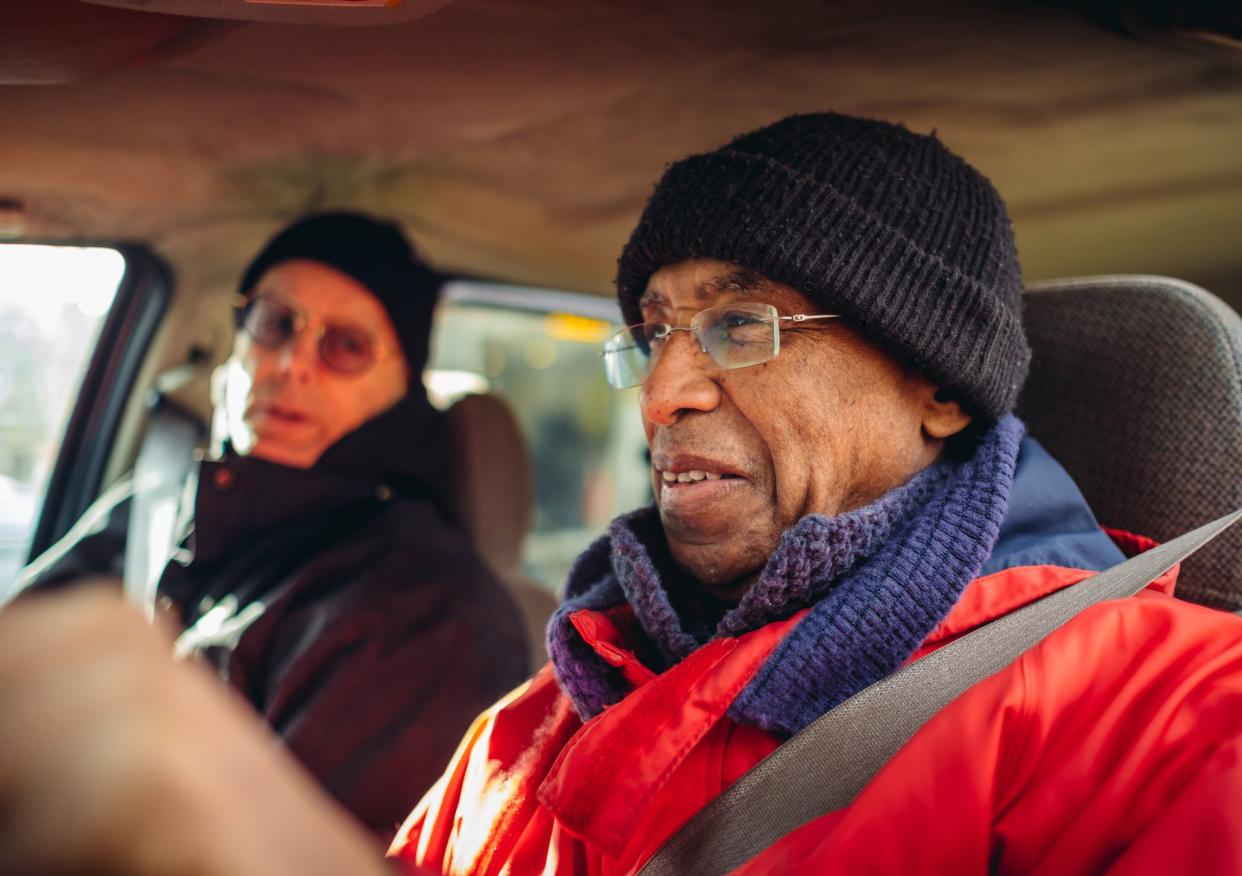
[{"xmin": 1, "ymin": 0, "xmax": 1240, "ymax": 312}]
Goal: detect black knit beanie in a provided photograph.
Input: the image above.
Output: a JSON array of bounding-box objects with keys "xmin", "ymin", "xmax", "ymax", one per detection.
[
  {"xmin": 615, "ymin": 112, "xmax": 1030, "ymax": 419},
  {"xmin": 238, "ymin": 211, "xmax": 441, "ymax": 375}
]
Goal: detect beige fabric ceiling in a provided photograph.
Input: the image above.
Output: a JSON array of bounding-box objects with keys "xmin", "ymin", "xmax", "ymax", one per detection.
[{"xmin": 1, "ymin": 0, "xmax": 1240, "ymax": 311}]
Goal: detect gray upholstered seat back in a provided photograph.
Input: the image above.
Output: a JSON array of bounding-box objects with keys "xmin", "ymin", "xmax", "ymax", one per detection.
[{"xmin": 1017, "ymin": 276, "xmax": 1242, "ymax": 611}]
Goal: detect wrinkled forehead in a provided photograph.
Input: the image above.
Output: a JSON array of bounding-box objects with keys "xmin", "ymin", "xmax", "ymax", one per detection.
[{"xmin": 638, "ymin": 259, "xmax": 818, "ymax": 315}]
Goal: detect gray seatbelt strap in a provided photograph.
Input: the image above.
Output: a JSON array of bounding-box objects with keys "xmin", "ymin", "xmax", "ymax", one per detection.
[{"xmin": 637, "ymin": 508, "xmax": 1242, "ymax": 876}]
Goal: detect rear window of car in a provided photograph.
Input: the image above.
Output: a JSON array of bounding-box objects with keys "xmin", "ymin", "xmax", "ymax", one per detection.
[{"xmin": 428, "ymin": 280, "xmax": 649, "ymax": 592}]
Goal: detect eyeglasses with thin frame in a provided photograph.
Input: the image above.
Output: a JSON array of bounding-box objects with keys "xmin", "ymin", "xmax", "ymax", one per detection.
[
  {"xmin": 602, "ymin": 301, "xmax": 842, "ymax": 389},
  {"xmin": 234, "ymin": 295, "xmax": 398, "ymax": 376}
]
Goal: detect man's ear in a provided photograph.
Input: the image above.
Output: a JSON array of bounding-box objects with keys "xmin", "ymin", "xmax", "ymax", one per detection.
[{"xmin": 923, "ymin": 387, "xmax": 973, "ymax": 440}]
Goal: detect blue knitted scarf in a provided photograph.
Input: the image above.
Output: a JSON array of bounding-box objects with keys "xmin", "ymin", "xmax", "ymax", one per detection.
[{"xmin": 548, "ymin": 415, "xmax": 1023, "ymax": 737}]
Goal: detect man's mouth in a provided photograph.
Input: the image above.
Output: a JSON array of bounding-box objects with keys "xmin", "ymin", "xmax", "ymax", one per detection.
[
  {"xmin": 658, "ymin": 468, "xmax": 742, "ymax": 485},
  {"xmin": 258, "ymin": 403, "xmax": 311, "ymax": 424},
  {"xmin": 653, "ymin": 453, "xmax": 748, "ymax": 486},
  {"xmin": 653, "ymin": 453, "xmax": 751, "ymax": 518}
]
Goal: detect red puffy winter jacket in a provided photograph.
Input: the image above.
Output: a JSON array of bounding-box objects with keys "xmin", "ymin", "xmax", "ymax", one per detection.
[{"xmin": 389, "ymin": 531, "xmax": 1242, "ymax": 875}]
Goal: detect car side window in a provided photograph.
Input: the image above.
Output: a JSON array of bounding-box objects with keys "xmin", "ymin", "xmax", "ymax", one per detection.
[
  {"xmin": 429, "ymin": 281, "xmax": 649, "ymax": 592},
  {"xmin": 0, "ymin": 244, "xmax": 127, "ymax": 598}
]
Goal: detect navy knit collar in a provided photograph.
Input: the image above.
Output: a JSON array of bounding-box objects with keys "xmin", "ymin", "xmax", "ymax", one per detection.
[{"xmin": 549, "ymin": 416, "xmax": 1024, "ymax": 731}]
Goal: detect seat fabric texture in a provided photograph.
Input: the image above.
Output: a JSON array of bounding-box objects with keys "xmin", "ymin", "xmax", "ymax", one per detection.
[{"xmin": 1017, "ymin": 275, "xmax": 1241, "ymax": 611}]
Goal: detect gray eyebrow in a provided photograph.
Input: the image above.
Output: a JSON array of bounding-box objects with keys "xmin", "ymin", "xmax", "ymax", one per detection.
[
  {"xmin": 638, "ymin": 288, "xmax": 666, "ymax": 310},
  {"xmin": 701, "ymin": 268, "xmax": 770, "ymax": 297}
]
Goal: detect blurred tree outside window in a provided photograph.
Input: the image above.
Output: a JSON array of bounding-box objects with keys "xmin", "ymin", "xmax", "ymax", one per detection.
[{"xmin": 0, "ymin": 245, "xmax": 126, "ymax": 597}]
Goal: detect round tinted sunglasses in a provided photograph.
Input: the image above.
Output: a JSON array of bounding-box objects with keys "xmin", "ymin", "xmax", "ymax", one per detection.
[
  {"xmin": 602, "ymin": 301, "xmax": 841, "ymax": 389},
  {"xmin": 234, "ymin": 295, "xmax": 398, "ymax": 376}
]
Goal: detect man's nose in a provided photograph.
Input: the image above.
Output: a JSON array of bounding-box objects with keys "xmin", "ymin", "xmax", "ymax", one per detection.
[
  {"xmin": 275, "ymin": 329, "xmax": 316, "ymax": 384},
  {"xmin": 640, "ymin": 331, "xmax": 721, "ymax": 427}
]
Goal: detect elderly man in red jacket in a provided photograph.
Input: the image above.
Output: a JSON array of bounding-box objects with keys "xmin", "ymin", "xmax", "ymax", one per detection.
[{"xmin": 1, "ymin": 113, "xmax": 1240, "ymax": 876}]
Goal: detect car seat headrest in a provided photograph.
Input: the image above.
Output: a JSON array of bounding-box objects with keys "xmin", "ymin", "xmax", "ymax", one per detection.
[
  {"xmin": 446, "ymin": 393, "xmax": 534, "ymax": 576},
  {"xmin": 446, "ymin": 392, "xmax": 559, "ymax": 664},
  {"xmin": 1017, "ymin": 275, "xmax": 1242, "ymax": 611}
]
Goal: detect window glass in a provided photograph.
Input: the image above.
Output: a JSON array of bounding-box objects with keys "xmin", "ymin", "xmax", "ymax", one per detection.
[
  {"xmin": 0, "ymin": 245, "xmax": 126, "ymax": 596},
  {"xmin": 428, "ymin": 281, "xmax": 649, "ymax": 592}
]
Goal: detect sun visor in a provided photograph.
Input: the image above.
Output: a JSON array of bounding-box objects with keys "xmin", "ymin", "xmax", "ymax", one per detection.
[{"xmin": 0, "ymin": 2, "xmax": 186, "ymax": 84}]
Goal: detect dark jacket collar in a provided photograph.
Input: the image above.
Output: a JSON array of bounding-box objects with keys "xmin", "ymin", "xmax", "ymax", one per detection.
[
  {"xmin": 191, "ymin": 393, "xmax": 452, "ymax": 565},
  {"xmin": 980, "ymin": 436, "xmax": 1124, "ymax": 575},
  {"xmin": 311, "ymin": 392, "xmax": 452, "ymax": 495}
]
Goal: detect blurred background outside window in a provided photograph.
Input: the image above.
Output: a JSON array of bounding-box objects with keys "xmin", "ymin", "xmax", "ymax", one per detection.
[{"xmin": 0, "ymin": 245, "xmax": 126, "ymax": 596}]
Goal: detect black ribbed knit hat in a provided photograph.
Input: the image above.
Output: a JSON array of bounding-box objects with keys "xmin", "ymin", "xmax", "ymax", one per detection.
[
  {"xmin": 615, "ymin": 112, "xmax": 1030, "ymax": 419},
  {"xmin": 238, "ymin": 211, "xmax": 441, "ymax": 375}
]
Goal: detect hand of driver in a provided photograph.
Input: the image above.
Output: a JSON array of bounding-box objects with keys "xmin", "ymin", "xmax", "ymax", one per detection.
[{"xmin": 0, "ymin": 585, "xmax": 393, "ymax": 876}]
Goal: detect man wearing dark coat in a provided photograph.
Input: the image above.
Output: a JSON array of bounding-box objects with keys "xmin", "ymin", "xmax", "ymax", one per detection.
[{"xmin": 13, "ymin": 212, "xmax": 530, "ymax": 839}]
